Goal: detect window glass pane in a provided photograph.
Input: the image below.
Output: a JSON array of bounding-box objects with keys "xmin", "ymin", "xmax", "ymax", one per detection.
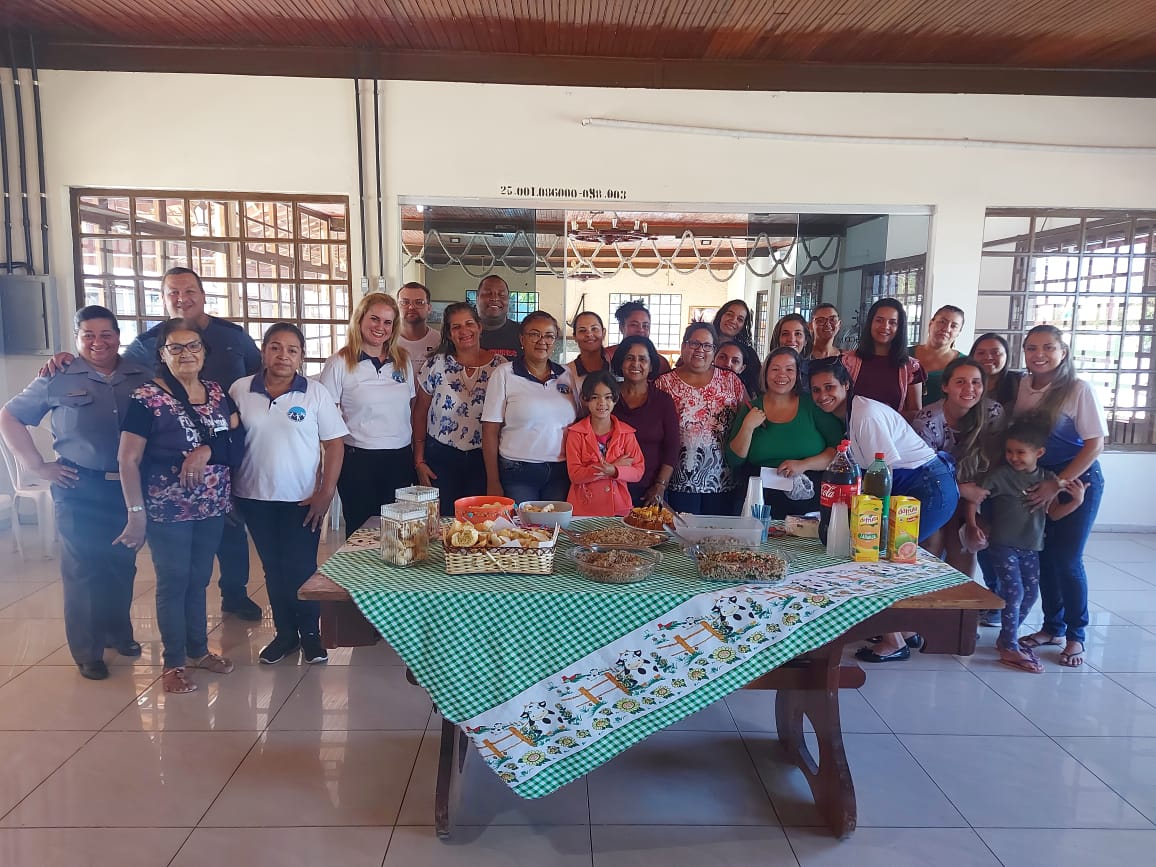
[
  {"xmin": 245, "ymin": 242, "xmax": 295, "ymax": 279},
  {"xmin": 137, "ymin": 240, "xmax": 188, "ymax": 276},
  {"xmin": 190, "ymin": 241, "xmax": 238, "ymax": 280},
  {"xmin": 301, "ymin": 243, "xmax": 349, "ymax": 280},
  {"xmin": 80, "ymin": 237, "xmax": 135, "ymax": 276},
  {"xmin": 78, "ymin": 196, "xmax": 131, "ymax": 235},
  {"xmin": 142, "ymin": 279, "xmax": 165, "ymax": 317},
  {"xmin": 135, "ymin": 197, "xmax": 186, "ymax": 235}
]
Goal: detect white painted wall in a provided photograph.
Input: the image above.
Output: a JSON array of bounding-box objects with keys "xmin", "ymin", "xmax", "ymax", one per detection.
[{"xmin": 9, "ymin": 71, "xmax": 1156, "ymax": 527}]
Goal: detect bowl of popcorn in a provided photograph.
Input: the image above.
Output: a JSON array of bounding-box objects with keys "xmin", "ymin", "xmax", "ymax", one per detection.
[{"xmin": 517, "ymin": 500, "xmax": 573, "ymax": 529}]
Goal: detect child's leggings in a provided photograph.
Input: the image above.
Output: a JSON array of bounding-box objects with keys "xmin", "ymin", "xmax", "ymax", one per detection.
[{"xmin": 987, "ymin": 543, "xmax": 1041, "ymax": 651}]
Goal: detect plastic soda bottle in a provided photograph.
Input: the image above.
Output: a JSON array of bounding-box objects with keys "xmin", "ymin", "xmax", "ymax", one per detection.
[
  {"xmin": 818, "ymin": 440, "xmax": 860, "ymax": 546},
  {"xmin": 862, "ymin": 453, "xmax": 893, "ymax": 555}
]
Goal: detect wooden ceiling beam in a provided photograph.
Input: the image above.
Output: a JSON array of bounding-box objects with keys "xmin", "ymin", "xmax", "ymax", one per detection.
[{"xmin": 6, "ymin": 39, "xmax": 1155, "ymax": 98}]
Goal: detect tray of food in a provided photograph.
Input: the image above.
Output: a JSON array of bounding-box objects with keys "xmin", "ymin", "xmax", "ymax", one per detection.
[
  {"xmin": 685, "ymin": 543, "xmax": 792, "ymax": 584},
  {"xmin": 670, "ymin": 514, "xmax": 765, "ymax": 547},
  {"xmin": 569, "ymin": 545, "xmax": 662, "ymax": 584},
  {"xmin": 443, "ymin": 518, "xmax": 558, "ymax": 574},
  {"xmin": 562, "ymin": 523, "xmax": 667, "ymax": 549},
  {"xmin": 623, "ymin": 504, "xmax": 675, "ymax": 532}
]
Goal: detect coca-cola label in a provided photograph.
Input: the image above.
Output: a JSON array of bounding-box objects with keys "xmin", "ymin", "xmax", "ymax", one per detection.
[{"xmin": 820, "ymin": 481, "xmax": 860, "ymax": 508}]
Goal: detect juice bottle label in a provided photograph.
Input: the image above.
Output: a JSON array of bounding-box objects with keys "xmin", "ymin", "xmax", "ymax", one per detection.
[
  {"xmin": 888, "ymin": 496, "xmax": 921, "ymax": 563},
  {"xmin": 850, "ymin": 495, "xmax": 882, "ymax": 563}
]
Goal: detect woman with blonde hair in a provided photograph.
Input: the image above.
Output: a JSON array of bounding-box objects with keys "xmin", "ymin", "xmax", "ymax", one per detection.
[{"xmin": 320, "ymin": 292, "xmax": 415, "ymax": 535}]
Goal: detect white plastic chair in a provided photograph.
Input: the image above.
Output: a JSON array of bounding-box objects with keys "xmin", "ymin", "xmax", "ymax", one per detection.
[{"xmin": 0, "ymin": 437, "xmax": 57, "ymax": 559}]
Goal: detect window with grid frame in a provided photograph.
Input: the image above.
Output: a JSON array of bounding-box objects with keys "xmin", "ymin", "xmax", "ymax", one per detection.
[
  {"xmin": 861, "ymin": 255, "xmax": 926, "ymax": 347},
  {"xmin": 754, "ymin": 290, "xmax": 771, "ymax": 354},
  {"xmin": 777, "ymin": 275, "xmax": 823, "ymax": 320},
  {"xmin": 465, "ymin": 289, "xmax": 539, "ymax": 322},
  {"xmin": 72, "ymin": 190, "xmax": 353, "ymax": 374},
  {"xmin": 607, "ymin": 293, "xmax": 683, "ymax": 352},
  {"xmin": 978, "ymin": 210, "xmax": 1156, "ymax": 449}
]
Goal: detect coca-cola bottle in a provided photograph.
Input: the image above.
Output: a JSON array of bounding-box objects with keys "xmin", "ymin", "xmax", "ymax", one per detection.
[{"xmin": 819, "ymin": 440, "xmax": 861, "ymax": 545}]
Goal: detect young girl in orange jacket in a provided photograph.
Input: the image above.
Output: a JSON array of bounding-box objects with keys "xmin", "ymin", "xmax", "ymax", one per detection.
[{"xmin": 565, "ymin": 370, "xmax": 645, "ymax": 516}]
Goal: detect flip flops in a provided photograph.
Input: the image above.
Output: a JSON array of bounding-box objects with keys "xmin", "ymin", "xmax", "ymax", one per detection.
[
  {"xmin": 1020, "ymin": 632, "xmax": 1064, "ymax": 650},
  {"xmin": 1059, "ymin": 641, "xmax": 1086, "ymax": 668},
  {"xmin": 998, "ymin": 645, "xmax": 1044, "ymax": 673}
]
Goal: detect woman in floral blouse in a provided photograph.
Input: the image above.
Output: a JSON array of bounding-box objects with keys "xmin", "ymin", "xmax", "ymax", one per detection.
[
  {"xmin": 654, "ymin": 322, "xmax": 747, "ymax": 514},
  {"xmin": 116, "ymin": 318, "xmax": 239, "ymax": 695},
  {"xmin": 414, "ymin": 302, "xmax": 508, "ymax": 514}
]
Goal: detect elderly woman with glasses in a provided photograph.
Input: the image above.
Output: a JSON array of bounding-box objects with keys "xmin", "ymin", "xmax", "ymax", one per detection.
[
  {"xmin": 116, "ymin": 318, "xmax": 240, "ymax": 694},
  {"xmin": 654, "ymin": 322, "xmax": 747, "ymax": 514},
  {"xmin": 482, "ymin": 311, "xmax": 577, "ymax": 503}
]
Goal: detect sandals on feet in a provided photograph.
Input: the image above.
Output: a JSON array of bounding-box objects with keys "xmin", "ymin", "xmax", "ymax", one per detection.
[
  {"xmin": 189, "ymin": 652, "xmax": 234, "ymax": 674},
  {"xmin": 998, "ymin": 645, "xmax": 1044, "ymax": 673},
  {"xmin": 1059, "ymin": 641, "xmax": 1086, "ymax": 668},
  {"xmin": 162, "ymin": 667, "xmax": 197, "ymax": 694},
  {"xmin": 1020, "ymin": 632, "xmax": 1064, "ymax": 650}
]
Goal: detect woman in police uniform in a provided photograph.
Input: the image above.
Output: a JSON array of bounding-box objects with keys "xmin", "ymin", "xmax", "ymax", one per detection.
[{"xmin": 0, "ymin": 306, "xmax": 151, "ymax": 680}]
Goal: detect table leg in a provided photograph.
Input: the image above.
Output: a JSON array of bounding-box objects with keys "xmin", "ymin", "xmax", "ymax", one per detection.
[
  {"xmin": 434, "ymin": 716, "xmax": 469, "ymax": 840},
  {"xmin": 774, "ymin": 655, "xmax": 857, "ymax": 839}
]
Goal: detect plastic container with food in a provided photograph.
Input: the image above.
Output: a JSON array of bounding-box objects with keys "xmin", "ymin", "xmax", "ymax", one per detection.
[
  {"xmin": 517, "ymin": 500, "xmax": 573, "ymax": 529},
  {"xmin": 685, "ymin": 543, "xmax": 792, "ymax": 584},
  {"xmin": 670, "ymin": 515, "xmax": 765, "ymax": 547},
  {"xmin": 566, "ymin": 524, "xmax": 667, "ymax": 549},
  {"xmin": 454, "ymin": 495, "xmax": 515, "ymax": 525},
  {"xmin": 569, "ymin": 545, "xmax": 662, "ymax": 584}
]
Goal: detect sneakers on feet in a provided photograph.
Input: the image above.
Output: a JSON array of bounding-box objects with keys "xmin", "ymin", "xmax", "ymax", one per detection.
[
  {"xmin": 259, "ymin": 634, "xmax": 300, "ymax": 664},
  {"xmin": 222, "ymin": 596, "xmax": 263, "ymax": 622},
  {"xmin": 300, "ymin": 634, "xmax": 329, "ymax": 664},
  {"xmin": 189, "ymin": 652, "xmax": 235, "ymax": 674},
  {"xmin": 106, "ymin": 640, "xmax": 142, "ymax": 657}
]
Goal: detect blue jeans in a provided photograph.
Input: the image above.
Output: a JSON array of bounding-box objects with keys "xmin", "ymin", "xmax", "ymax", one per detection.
[
  {"xmin": 498, "ymin": 458, "xmax": 569, "ymax": 504},
  {"xmin": 147, "ymin": 516, "xmax": 225, "ymax": 669},
  {"xmin": 215, "ymin": 514, "xmax": 251, "ymax": 603},
  {"xmin": 239, "ymin": 498, "xmax": 322, "ymax": 639},
  {"xmin": 892, "ymin": 454, "xmax": 959, "ymax": 543},
  {"xmin": 1038, "ymin": 461, "xmax": 1104, "ymax": 644},
  {"xmin": 53, "ymin": 471, "xmax": 138, "ymax": 665}
]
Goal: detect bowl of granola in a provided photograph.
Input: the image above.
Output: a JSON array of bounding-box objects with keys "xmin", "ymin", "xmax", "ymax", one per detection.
[
  {"xmin": 565, "ymin": 523, "xmax": 667, "ymax": 549},
  {"xmin": 685, "ymin": 543, "xmax": 792, "ymax": 584},
  {"xmin": 569, "ymin": 545, "xmax": 662, "ymax": 584}
]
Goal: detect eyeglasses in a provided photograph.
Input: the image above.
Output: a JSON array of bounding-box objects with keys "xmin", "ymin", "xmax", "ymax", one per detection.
[
  {"xmin": 399, "ymin": 299, "xmax": 428, "ymax": 308},
  {"xmin": 162, "ymin": 340, "xmax": 203, "ymax": 356},
  {"xmin": 812, "ymin": 316, "xmax": 840, "ymax": 325},
  {"xmin": 684, "ymin": 340, "xmax": 715, "ymax": 353},
  {"xmin": 524, "ymin": 331, "xmax": 558, "ymax": 344}
]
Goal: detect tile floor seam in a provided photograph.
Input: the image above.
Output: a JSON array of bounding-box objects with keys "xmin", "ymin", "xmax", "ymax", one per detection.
[
  {"xmin": 886, "ymin": 729, "xmax": 977, "ymax": 832},
  {"xmin": 1048, "ymin": 735, "xmax": 1156, "ymax": 827},
  {"xmin": 165, "ymin": 827, "xmax": 199, "ymax": 867},
  {"xmin": 734, "ymin": 727, "xmax": 790, "ymax": 828},
  {"xmin": 185, "ymin": 728, "xmax": 268, "ymax": 830},
  {"xmin": 0, "ymin": 728, "xmax": 101, "ymax": 825}
]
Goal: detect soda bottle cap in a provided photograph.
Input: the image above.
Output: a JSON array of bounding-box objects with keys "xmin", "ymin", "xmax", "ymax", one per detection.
[{"xmin": 874, "ymin": 452, "xmax": 885, "ymax": 459}]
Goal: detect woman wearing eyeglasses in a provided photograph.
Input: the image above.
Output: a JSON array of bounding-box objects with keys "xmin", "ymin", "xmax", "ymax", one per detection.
[
  {"xmin": 482, "ymin": 311, "xmax": 577, "ymax": 503},
  {"xmin": 116, "ymin": 319, "xmax": 240, "ymax": 694},
  {"xmin": 654, "ymin": 323, "xmax": 747, "ymax": 515}
]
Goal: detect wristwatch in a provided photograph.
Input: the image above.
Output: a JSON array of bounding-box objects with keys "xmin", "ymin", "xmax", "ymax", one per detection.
[{"xmin": 127, "ymin": 505, "xmax": 145, "ymax": 513}]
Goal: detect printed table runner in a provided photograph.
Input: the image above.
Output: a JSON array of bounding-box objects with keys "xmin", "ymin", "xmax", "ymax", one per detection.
[{"xmin": 319, "ymin": 519, "xmax": 968, "ymax": 798}]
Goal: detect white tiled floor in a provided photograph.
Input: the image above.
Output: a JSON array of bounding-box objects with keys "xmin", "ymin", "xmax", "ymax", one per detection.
[{"xmin": 2, "ymin": 530, "xmax": 1156, "ymax": 865}]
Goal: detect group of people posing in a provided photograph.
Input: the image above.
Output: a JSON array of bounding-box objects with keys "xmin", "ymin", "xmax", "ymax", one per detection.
[{"xmin": 0, "ymin": 270, "xmax": 1105, "ymax": 694}]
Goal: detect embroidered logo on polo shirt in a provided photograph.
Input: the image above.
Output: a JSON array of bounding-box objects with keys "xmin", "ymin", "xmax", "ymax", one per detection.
[
  {"xmin": 557, "ymin": 384, "xmax": 571, "ymax": 395},
  {"xmin": 287, "ymin": 406, "xmax": 307, "ymax": 422},
  {"xmin": 391, "ymin": 369, "xmax": 405, "ymax": 383}
]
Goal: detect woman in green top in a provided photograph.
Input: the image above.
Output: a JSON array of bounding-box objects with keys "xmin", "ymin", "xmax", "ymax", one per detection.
[
  {"xmin": 910, "ymin": 305, "xmax": 965, "ymax": 404},
  {"xmin": 727, "ymin": 347, "xmax": 844, "ymax": 518}
]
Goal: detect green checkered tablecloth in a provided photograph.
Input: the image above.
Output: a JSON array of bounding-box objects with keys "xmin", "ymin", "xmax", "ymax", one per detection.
[{"xmin": 319, "ymin": 518, "xmax": 969, "ymax": 797}]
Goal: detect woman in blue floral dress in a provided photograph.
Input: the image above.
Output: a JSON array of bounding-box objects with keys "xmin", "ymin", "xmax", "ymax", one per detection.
[
  {"xmin": 413, "ymin": 302, "xmax": 508, "ymax": 514},
  {"xmin": 116, "ymin": 318, "xmax": 239, "ymax": 694}
]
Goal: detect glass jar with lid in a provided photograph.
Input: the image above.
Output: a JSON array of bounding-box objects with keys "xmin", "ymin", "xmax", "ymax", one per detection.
[
  {"xmin": 379, "ymin": 502, "xmax": 430, "ymax": 566},
  {"xmin": 395, "ymin": 485, "xmax": 440, "ymax": 538}
]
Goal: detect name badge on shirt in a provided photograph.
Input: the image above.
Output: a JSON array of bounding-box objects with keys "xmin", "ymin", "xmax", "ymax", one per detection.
[{"xmin": 212, "ymin": 418, "xmax": 229, "ymax": 433}]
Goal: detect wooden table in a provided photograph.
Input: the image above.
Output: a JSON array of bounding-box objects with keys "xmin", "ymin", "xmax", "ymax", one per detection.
[{"xmin": 300, "ymin": 571, "xmax": 1000, "ymax": 839}]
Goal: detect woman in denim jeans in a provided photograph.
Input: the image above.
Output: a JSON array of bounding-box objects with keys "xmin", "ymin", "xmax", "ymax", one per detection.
[
  {"xmin": 116, "ymin": 318, "xmax": 239, "ymax": 694},
  {"xmin": 1015, "ymin": 325, "xmax": 1107, "ymax": 668},
  {"xmin": 481, "ymin": 312, "xmax": 576, "ymax": 503},
  {"xmin": 809, "ymin": 359, "xmax": 960, "ymax": 663}
]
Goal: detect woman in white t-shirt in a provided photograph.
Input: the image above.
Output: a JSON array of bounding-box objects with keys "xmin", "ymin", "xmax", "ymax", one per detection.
[
  {"xmin": 319, "ymin": 292, "xmax": 416, "ymax": 536},
  {"xmin": 1014, "ymin": 324, "xmax": 1107, "ymax": 668},
  {"xmin": 482, "ymin": 311, "xmax": 576, "ymax": 503},
  {"xmin": 809, "ymin": 358, "xmax": 960, "ymax": 663}
]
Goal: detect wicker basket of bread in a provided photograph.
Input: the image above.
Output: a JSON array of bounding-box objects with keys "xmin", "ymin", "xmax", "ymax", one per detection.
[{"xmin": 442, "ymin": 518, "xmax": 558, "ymax": 575}]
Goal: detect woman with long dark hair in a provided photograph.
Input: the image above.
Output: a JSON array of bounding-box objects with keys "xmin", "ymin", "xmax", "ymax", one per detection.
[
  {"xmin": 413, "ymin": 302, "xmax": 507, "ymax": 513},
  {"xmin": 712, "ymin": 300, "xmax": 761, "ymax": 397},
  {"xmin": 769, "ymin": 313, "xmax": 814, "ymax": 359},
  {"xmin": 1015, "ymin": 324, "xmax": 1107, "ymax": 668},
  {"xmin": 809, "ymin": 359, "xmax": 959, "ymax": 663},
  {"xmin": 841, "ymin": 297, "xmax": 925, "ymax": 418},
  {"xmin": 970, "ymin": 332, "xmax": 1023, "ymax": 411},
  {"xmin": 565, "ymin": 311, "xmax": 612, "ymax": 412},
  {"xmin": 912, "ymin": 356, "xmax": 1004, "ymax": 577},
  {"xmin": 611, "ymin": 336, "xmax": 678, "ymax": 506}
]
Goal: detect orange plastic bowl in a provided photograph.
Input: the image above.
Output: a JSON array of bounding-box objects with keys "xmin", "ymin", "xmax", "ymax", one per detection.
[{"xmin": 454, "ymin": 496, "xmax": 515, "ymax": 525}]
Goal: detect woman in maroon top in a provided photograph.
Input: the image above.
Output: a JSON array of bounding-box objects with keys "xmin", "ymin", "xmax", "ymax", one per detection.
[
  {"xmin": 841, "ymin": 297, "xmax": 925, "ymax": 418},
  {"xmin": 611, "ymin": 336, "xmax": 678, "ymax": 506}
]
